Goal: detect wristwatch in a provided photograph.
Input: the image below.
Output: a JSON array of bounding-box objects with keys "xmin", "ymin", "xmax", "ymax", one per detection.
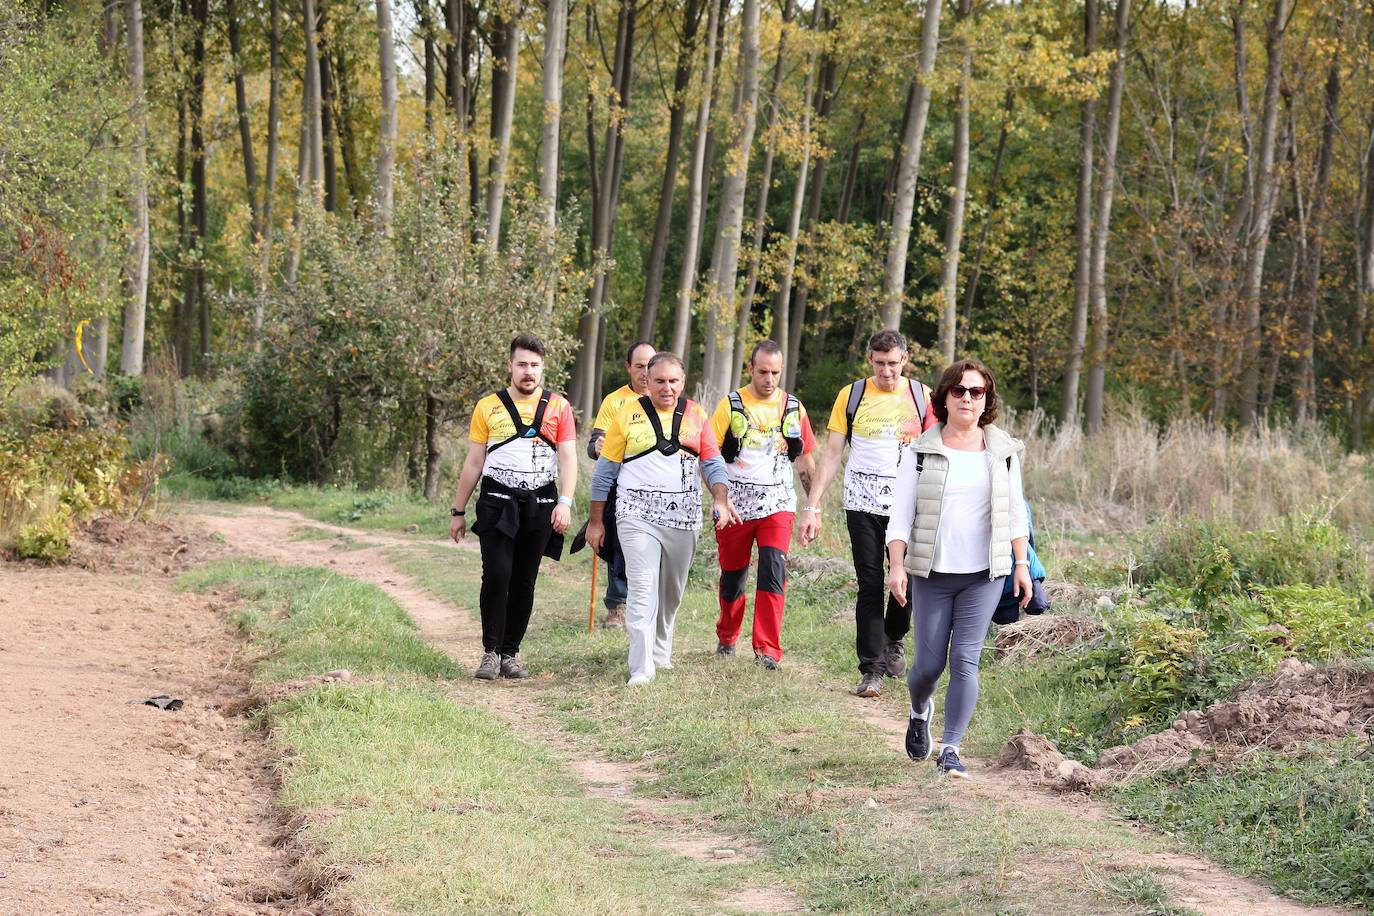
[{"xmin": 451, "ymin": 507, "xmax": 465, "ymax": 517}]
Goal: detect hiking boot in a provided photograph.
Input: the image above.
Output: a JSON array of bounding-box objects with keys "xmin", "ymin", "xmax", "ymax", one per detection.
[
  {"xmin": 757, "ymin": 654, "xmax": 780, "ymax": 671},
  {"xmin": 883, "ymin": 638, "xmax": 907, "ymax": 678},
  {"xmin": 716, "ymin": 641, "xmax": 737, "ymax": 657},
  {"xmin": 852, "ymin": 673, "xmax": 883, "ymax": 698},
  {"xmin": 474, "ymin": 651, "xmax": 501, "ymax": 680},
  {"xmin": 602, "ymin": 604, "xmax": 627, "ymax": 631},
  {"xmin": 499, "ymin": 655, "xmax": 530, "ymax": 679},
  {"xmin": 905, "ymin": 699, "xmax": 934, "ymax": 760},
  {"xmin": 935, "ymin": 746, "xmax": 969, "ymax": 778}
]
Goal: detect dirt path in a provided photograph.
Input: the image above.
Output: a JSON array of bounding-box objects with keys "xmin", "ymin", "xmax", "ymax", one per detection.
[
  {"xmin": 0, "ymin": 560, "xmax": 313, "ymax": 915},
  {"xmin": 186, "ymin": 504, "xmax": 1348, "ymax": 916},
  {"xmin": 188, "ymin": 505, "xmax": 803, "ymax": 914}
]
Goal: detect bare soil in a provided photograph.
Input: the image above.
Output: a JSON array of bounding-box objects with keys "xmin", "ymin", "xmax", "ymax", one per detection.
[{"xmin": 0, "ymin": 540, "xmax": 314, "ymax": 915}]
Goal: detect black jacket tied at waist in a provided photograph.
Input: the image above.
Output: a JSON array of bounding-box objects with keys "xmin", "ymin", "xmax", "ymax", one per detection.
[{"xmin": 472, "ymin": 477, "xmax": 565, "ymax": 561}]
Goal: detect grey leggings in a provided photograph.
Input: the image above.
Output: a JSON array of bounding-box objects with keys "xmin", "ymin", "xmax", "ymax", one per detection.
[{"xmin": 906, "ymin": 570, "xmax": 1005, "ymax": 747}]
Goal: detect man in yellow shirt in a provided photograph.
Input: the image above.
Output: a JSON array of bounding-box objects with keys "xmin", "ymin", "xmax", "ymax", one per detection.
[
  {"xmin": 585, "ymin": 340, "xmax": 656, "ymax": 630},
  {"xmin": 710, "ymin": 340, "xmax": 818, "ymax": 669},
  {"xmin": 450, "ymin": 335, "xmax": 578, "ymax": 681},
  {"xmin": 799, "ymin": 329, "xmax": 935, "ymax": 697}
]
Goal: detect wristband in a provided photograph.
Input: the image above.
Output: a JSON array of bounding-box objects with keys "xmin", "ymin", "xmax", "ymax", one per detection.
[
  {"xmin": 557, "ymin": 495, "xmax": 574, "ymax": 507},
  {"xmin": 802, "ymin": 506, "xmax": 822, "ymax": 513},
  {"xmin": 451, "ymin": 507, "xmax": 465, "ymax": 517},
  {"xmin": 1014, "ymin": 559, "xmax": 1030, "ymax": 567}
]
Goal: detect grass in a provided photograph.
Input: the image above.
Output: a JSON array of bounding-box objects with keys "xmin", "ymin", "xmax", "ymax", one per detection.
[
  {"xmin": 389, "ymin": 541, "xmax": 1175, "ymax": 915},
  {"xmin": 1113, "ymin": 742, "xmax": 1374, "ymax": 907},
  {"xmin": 180, "ymin": 559, "xmax": 735, "ymax": 914},
  {"xmin": 180, "ymin": 560, "xmax": 460, "ymax": 683}
]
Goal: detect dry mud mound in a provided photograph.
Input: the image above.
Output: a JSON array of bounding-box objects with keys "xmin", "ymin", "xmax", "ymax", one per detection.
[
  {"xmin": 69, "ymin": 514, "xmax": 221, "ymax": 575},
  {"xmin": 999, "ymin": 658, "xmax": 1374, "ymax": 791},
  {"xmin": 994, "ymin": 613, "xmax": 1104, "ymax": 660}
]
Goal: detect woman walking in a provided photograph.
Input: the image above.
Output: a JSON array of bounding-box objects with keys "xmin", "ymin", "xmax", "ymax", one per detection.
[{"xmin": 885, "ymin": 359, "xmax": 1032, "ymax": 777}]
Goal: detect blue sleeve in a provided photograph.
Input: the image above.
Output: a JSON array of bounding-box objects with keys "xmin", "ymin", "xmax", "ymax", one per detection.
[
  {"xmin": 591, "ymin": 456, "xmax": 622, "ymax": 501},
  {"xmin": 701, "ymin": 455, "xmax": 729, "ymax": 488}
]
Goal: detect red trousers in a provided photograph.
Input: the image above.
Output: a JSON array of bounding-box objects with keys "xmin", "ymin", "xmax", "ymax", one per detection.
[{"xmin": 715, "ymin": 512, "xmax": 793, "ymax": 659}]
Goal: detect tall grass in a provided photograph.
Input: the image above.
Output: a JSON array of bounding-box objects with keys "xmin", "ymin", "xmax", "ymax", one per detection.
[{"xmin": 1019, "ymin": 406, "xmax": 1374, "ymax": 536}]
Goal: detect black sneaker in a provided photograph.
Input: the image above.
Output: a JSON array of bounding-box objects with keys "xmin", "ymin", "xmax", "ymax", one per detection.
[
  {"xmin": 757, "ymin": 654, "xmax": 780, "ymax": 671},
  {"xmin": 852, "ymin": 673, "xmax": 883, "ymax": 698},
  {"xmin": 905, "ymin": 699, "xmax": 934, "ymax": 760},
  {"xmin": 474, "ymin": 651, "xmax": 501, "ymax": 680},
  {"xmin": 499, "ymin": 655, "xmax": 530, "ymax": 679},
  {"xmin": 935, "ymin": 746, "xmax": 969, "ymax": 778},
  {"xmin": 716, "ymin": 641, "xmax": 737, "ymax": 657},
  {"xmin": 884, "ymin": 638, "xmax": 907, "ymax": 678}
]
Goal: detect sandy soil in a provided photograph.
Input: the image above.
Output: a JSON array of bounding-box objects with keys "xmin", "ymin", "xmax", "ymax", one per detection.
[{"xmin": 0, "ymin": 547, "xmax": 315, "ymax": 915}]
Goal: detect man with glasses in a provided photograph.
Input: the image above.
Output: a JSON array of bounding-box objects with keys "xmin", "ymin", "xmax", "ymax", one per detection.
[{"xmin": 798, "ymin": 330, "xmax": 936, "ymax": 697}]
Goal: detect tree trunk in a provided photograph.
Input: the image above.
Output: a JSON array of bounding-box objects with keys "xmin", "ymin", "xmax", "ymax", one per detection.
[
  {"xmin": 1293, "ymin": 29, "xmax": 1339, "ymax": 425},
  {"xmin": 879, "ymin": 0, "xmax": 943, "ymax": 331},
  {"xmin": 670, "ymin": 0, "xmax": 724, "ymax": 366},
  {"xmin": 119, "ymin": 0, "xmax": 150, "ymax": 375},
  {"xmin": 1355, "ymin": 100, "xmax": 1374, "ymax": 450},
  {"xmin": 736, "ymin": 0, "xmax": 796, "ymax": 365},
  {"xmin": 936, "ymin": 0, "xmax": 973, "ymax": 367},
  {"xmin": 226, "ymin": 0, "xmax": 259, "ymax": 238},
  {"xmin": 784, "ymin": 46, "xmax": 836, "ymax": 389},
  {"xmin": 539, "ymin": 0, "xmax": 569, "ymax": 315},
  {"xmin": 1083, "ymin": 0, "xmax": 1131, "ymax": 434},
  {"xmin": 1059, "ymin": 0, "xmax": 1098, "ymax": 427},
  {"xmin": 192, "ymin": 0, "xmax": 209, "ymax": 373},
  {"xmin": 704, "ymin": 0, "xmax": 763, "ymax": 402},
  {"xmin": 879, "ymin": 82, "xmax": 916, "ymax": 227},
  {"xmin": 318, "ymin": 0, "xmax": 338, "ymax": 212},
  {"xmin": 333, "ymin": 45, "xmax": 366, "ymax": 215},
  {"xmin": 771, "ymin": 1, "xmax": 818, "ymax": 372},
  {"xmin": 287, "ymin": 0, "xmax": 326, "ymax": 284},
  {"xmin": 961, "ymin": 89, "xmax": 1012, "ymax": 323},
  {"xmin": 640, "ymin": 0, "xmax": 704, "ymax": 340},
  {"xmin": 419, "ymin": 0, "xmax": 436, "ymax": 133},
  {"xmin": 254, "ymin": 0, "xmax": 282, "ymax": 345},
  {"xmin": 485, "ymin": 10, "xmax": 521, "ymax": 248},
  {"xmin": 375, "ymin": 0, "xmax": 399, "ymax": 228},
  {"xmin": 1236, "ymin": 0, "xmax": 1292, "ymax": 429},
  {"xmin": 424, "ymin": 393, "xmax": 443, "ymax": 500}
]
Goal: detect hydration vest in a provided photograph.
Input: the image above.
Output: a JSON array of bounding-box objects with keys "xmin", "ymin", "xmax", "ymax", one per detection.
[
  {"xmin": 844, "ymin": 378, "xmax": 927, "ymax": 444},
  {"xmin": 622, "ymin": 395, "xmax": 699, "ymax": 462},
  {"xmin": 486, "ymin": 388, "xmax": 556, "ymax": 453},
  {"xmin": 720, "ymin": 390, "xmax": 803, "ymax": 463}
]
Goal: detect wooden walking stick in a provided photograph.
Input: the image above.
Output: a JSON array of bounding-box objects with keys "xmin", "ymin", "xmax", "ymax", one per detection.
[{"xmin": 587, "ymin": 552, "xmax": 599, "ymax": 634}]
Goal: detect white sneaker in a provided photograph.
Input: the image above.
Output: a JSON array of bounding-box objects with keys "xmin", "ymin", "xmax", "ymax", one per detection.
[
  {"xmin": 656, "ymin": 660, "xmax": 674, "ymax": 670},
  {"xmin": 626, "ymin": 673, "xmax": 653, "ymax": 687}
]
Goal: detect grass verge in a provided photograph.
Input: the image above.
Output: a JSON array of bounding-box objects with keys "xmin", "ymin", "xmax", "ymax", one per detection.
[{"xmin": 180, "ymin": 559, "xmax": 729, "ymax": 914}]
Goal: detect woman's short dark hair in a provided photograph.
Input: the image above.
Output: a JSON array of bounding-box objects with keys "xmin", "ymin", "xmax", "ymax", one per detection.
[
  {"xmin": 510, "ymin": 334, "xmax": 546, "ymax": 358},
  {"xmin": 932, "ymin": 359, "xmax": 999, "ymax": 427}
]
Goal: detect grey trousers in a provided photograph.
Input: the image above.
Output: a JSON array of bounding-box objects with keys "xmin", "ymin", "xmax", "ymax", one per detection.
[
  {"xmin": 618, "ymin": 515, "xmax": 699, "ymax": 679},
  {"xmin": 906, "ymin": 570, "xmax": 1005, "ymax": 747}
]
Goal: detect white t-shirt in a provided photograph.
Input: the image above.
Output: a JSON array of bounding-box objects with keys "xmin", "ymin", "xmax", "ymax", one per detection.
[{"xmin": 885, "ymin": 444, "xmax": 1029, "ymax": 574}]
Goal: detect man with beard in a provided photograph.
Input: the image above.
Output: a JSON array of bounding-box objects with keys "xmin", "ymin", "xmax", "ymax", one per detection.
[{"xmin": 451, "ymin": 335, "xmax": 578, "ymax": 680}]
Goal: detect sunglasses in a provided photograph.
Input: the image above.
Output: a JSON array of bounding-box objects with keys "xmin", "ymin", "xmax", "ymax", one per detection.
[{"xmin": 949, "ymin": 385, "xmax": 987, "ymax": 400}]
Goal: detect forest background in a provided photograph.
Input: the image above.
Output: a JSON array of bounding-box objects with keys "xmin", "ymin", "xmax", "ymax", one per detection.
[{"xmin": 11, "ymin": 0, "xmax": 1374, "ymax": 491}]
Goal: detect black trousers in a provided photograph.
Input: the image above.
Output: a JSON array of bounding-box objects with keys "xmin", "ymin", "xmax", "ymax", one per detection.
[
  {"xmin": 475, "ymin": 483, "xmax": 555, "ymax": 656},
  {"xmin": 847, "ymin": 509, "xmax": 914, "ymax": 675}
]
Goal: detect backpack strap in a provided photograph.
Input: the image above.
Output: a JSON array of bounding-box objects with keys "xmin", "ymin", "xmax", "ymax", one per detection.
[
  {"xmin": 629, "ymin": 395, "xmax": 697, "ymax": 460},
  {"xmin": 909, "ymin": 378, "xmax": 927, "ymax": 426},
  {"xmin": 782, "ymin": 393, "xmax": 804, "ymax": 462},
  {"xmin": 721, "ymin": 390, "xmax": 747, "ymax": 463},
  {"xmin": 843, "ymin": 380, "xmax": 866, "ymax": 444},
  {"xmin": 671, "ymin": 396, "xmax": 695, "ymax": 455},
  {"xmin": 487, "ymin": 389, "xmax": 555, "ymax": 453}
]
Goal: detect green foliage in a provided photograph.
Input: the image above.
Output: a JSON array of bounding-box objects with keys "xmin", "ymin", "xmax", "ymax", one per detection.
[
  {"xmin": 0, "ymin": 409, "xmax": 163, "ymax": 559},
  {"xmin": 0, "ymin": 3, "xmax": 130, "ymax": 384},
  {"xmin": 1113, "ymin": 742, "xmax": 1374, "ymax": 907},
  {"xmin": 240, "ymin": 152, "xmax": 581, "ymax": 483}
]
